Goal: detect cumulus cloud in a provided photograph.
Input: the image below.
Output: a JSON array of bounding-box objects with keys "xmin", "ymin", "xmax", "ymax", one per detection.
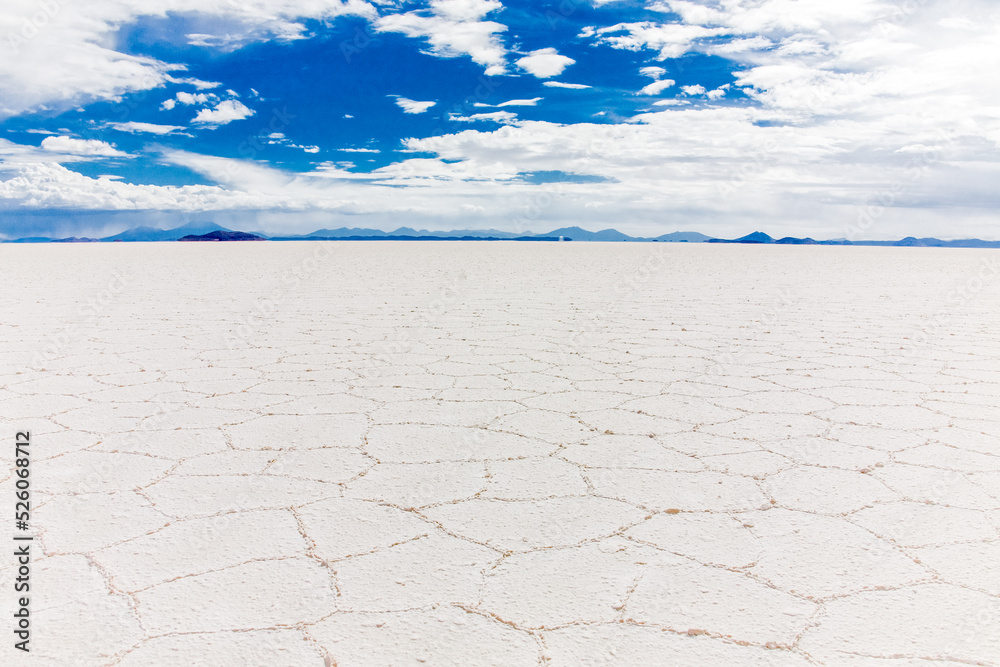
[
  {"xmin": 394, "ymin": 97, "xmax": 437, "ymax": 114},
  {"xmin": 543, "ymin": 81, "xmax": 591, "ymax": 89},
  {"xmin": 515, "ymin": 48, "xmax": 575, "ymax": 78},
  {"xmin": 680, "ymin": 84, "xmax": 706, "ymax": 96},
  {"xmin": 176, "ymin": 92, "xmax": 214, "ymax": 106},
  {"xmin": 40, "ymin": 137, "xmax": 127, "ymax": 157},
  {"xmin": 706, "ymin": 84, "xmax": 730, "ymax": 100},
  {"xmin": 0, "ymin": 160, "xmax": 264, "ymax": 210},
  {"xmin": 587, "ymin": 22, "xmax": 722, "ymax": 60},
  {"xmin": 375, "ymin": 0, "xmax": 508, "ymax": 75},
  {"xmin": 191, "ymin": 100, "xmax": 256, "ymax": 126}
]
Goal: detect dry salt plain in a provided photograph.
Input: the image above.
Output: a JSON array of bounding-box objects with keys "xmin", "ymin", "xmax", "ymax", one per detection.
[{"xmin": 1, "ymin": 241, "xmax": 999, "ymax": 666}]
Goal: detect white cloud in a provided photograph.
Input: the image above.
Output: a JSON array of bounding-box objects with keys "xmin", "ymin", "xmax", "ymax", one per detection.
[
  {"xmin": 0, "ymin": 1, "xmax": 377, "ymax": 119},
  {"xmin": 106, "ymin": 121, "xmax": 186, "ymax": 135},
  {"xmin": 495, "ymin": 97, "xmax": 542, "ymax": 107},
  {"xmin": 0, "ymin": 159, "xmax": 262, "ymax": 210},
  {"xmin": 515, "ymin": 48, "xmax": 575, "ymax": 78},
  {"xmin": 341, "ymin": 147, "xmax": 380, "ymax": 153},
  {"xmin": 706, "ymin": 84, "xmax": 730, "ymax": 100},
  {"xmin": 40, "ymin": 136, "xmax": 127, "ymax": 157},
  {"xmin": 191, "ymin": 100, "xmax": 256, "ymax": 126},
  {"xmin": 176, "ymin": 92, "xmax": 214, "ymax": 106},
  {"xmin": 639, "ymin": 79, "xmax": 675, "ymax": 95},
  {"xmin": 166, "ymin": 75, "xmax": 221, "ymax": 90},
  {"xmin": 589, "ymin": 21, "xmax": 723, "ymax": 60},
  {"xmin": 160, "ymin": 99, "xmax": 177, "ymax": 111},
  {"xmin": 375, "ymin": 0, "xmax": 508, "ymax": 75},
  {"xmin": 302, "ymin": 146, "xmax": 320, "ymax": 153},
  {"xmin": 394, "ymin": 97, "xmax": 437, "ymax": 114},
  {"xmin": 680, "ymin": 84, "xmax": 706, "ymax": 96},
  {"xmin": 449, "ymin": 111, "xmax": 519, "ymax": 124},
  {"xmin": 640, "ymin": 66, "xmax": 667, "ymax": 79},
  {"xmin": 543, "ymin": 81, "xmax": 591, "ymax": 89}
]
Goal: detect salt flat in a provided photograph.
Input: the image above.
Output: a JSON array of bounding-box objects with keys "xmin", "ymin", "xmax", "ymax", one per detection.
[{"xmin": 1, "ymin": 242, "xmax": 999, "ymax": 666}]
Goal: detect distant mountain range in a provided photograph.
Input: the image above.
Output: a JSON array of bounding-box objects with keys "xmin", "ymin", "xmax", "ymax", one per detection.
[
  {"xmin": 707, "ymin": 231, "xmax": 1000, "ymax": 248},
  {"xmin": 102, "ymin": 222, "xmax": 241, "ymax": 242},
  {"xmin": 3, "ymin": 224, "xmax": 998, "ymax": 247}
]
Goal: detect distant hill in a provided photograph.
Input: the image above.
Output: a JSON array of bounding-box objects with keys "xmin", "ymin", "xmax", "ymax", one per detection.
[
  {"xmin": 178, "ymin": 230, "xmax": 266, "ymax": 242},
  {"xmin": 775, "ymin": 236, "xmax": 818, "ymax": 245},
  {"xmin": 287, "ymin": 226, "xmax": 712, "ymax": 242},
  {"xmin": 850, "ymin": 237, "xmax": 1000, "ymax": 248},
  {"xmin": 652, "ymin": 231, "xmax": 714, "ymax": 242},
  {"xmin": 52, "ymin": 237, "xmax": 100, "ymax": 243},
  {"xmin": 389, "ymin": 227, "xmax": 527, "ymax": 239},
  {"xmin": 545, "ymin": 226, "xmax": 634, "ymax": 241},
  {"xmin": 269, "ymin": 234, "xmax": 568, "ymax": 242},
  {"xmin": 709, "ymin": 231, "xmax": 774, "ymax": 244},
  {"xmin": 285, "ymin": 227, "xmax": 389, "ymax": 239},
  {"xmin": 287, "ymin": 227, "xmax": 528, "ymax": 240},
  {"xmin": 101, "ymin": 222, "xmax": 232, "ymax": 242}
]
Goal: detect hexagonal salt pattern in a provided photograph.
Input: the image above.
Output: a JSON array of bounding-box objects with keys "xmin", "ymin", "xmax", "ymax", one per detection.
[{"xmin": 1, "ymin": 242, "xmax": 998, "ymax": 666}]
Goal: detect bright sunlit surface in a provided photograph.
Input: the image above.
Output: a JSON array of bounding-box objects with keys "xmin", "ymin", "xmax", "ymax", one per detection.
[{"xmin": 1, "ymin": 242, "xmax": 998, "ymax": 665}]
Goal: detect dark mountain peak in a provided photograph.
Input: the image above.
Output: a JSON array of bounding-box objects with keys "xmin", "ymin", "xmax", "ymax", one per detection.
[{"xmin": 178, "ymin": 230, "xmax": 265, "ymax": 242}]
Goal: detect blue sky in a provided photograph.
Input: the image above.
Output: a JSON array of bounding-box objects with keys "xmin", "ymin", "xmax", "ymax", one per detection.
[{"xmin": 1, "ymin": 0, "xmax": 999, "ymax": 239}]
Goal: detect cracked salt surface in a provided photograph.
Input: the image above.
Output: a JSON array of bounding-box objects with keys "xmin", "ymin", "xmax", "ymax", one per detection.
[{"xmin": 1, "ymin": 242, "xmax": 999, "ymax": 666}]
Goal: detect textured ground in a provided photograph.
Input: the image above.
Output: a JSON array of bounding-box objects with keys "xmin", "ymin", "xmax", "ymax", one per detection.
[{"xmin": 1, "ymin": 242, "xmax": 998, "ymax": 666}]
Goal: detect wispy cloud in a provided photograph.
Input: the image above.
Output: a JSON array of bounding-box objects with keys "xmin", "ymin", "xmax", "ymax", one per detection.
[
  {"xmin": 448, "ymin": 111, "xmax": 518, "ymax": 125},
  {"xmin": 393, "ymin": 97, "xmax": 437, "ymax": 114},
  {"xmin": 40, "ymin": 136, "xmax": 127, "ymax": 157},
  {"xmin": 477, "ymin": 97, "xmax": 543, "ymax": 108},
  {"xmin": 105, "ymin": 122, "xmax": 187, "ymax": 135},
  {"xmin": 638, "ymin": 80, "xmax": 675, "ymax": 95}
]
